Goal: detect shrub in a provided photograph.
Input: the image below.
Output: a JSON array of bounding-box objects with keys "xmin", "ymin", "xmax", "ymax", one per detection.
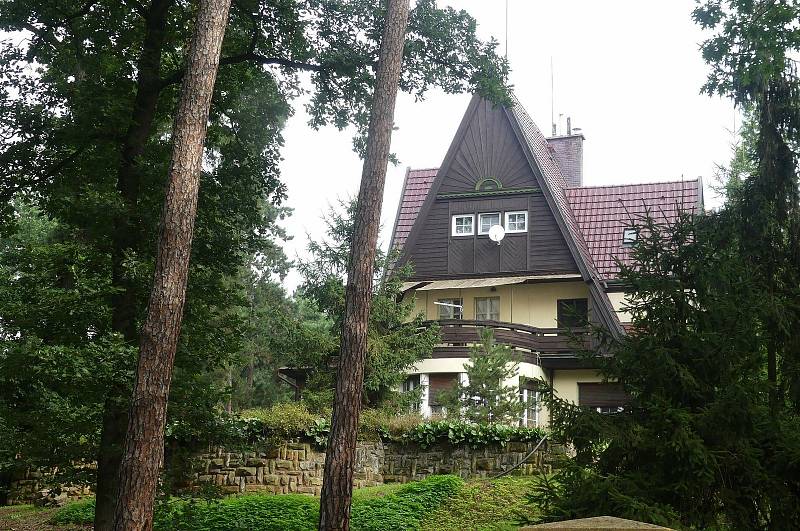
[
  {"xmin": 350, "ymin": 475, "xmax": 464, "ymax": 531},
  {"xmin": 358, "ymin": 409, "xmax": 424, "ymax": 440},
  {"xmin": 52, "ymin": 476, "xmax": 462, "ymax": 530},
  {"xmin": 240, "ymin": 403, "xmax": 318, "ymax": 437},
  {"xmin": 401, "ymin": 420, "xmax": 547, "ymax": 449},
  {"xmin": 160, "ymin": 495, "xmax": 319, "ymax": 531},
  {"xmin": 165, "ymin": 404, "xmax": 547, "ymax": 451},
  {"xmin": 49, "ymin": 497, "xmax": 95, "ymax": 525}
]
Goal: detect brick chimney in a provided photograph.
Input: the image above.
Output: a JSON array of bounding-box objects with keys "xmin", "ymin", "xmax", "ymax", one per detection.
[{"xmin": 547, "ymin": 133, "xmax": 584, "ymax": 188}]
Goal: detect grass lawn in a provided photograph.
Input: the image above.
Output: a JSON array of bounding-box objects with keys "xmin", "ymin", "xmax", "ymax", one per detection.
[
  {"xmin": 0, "ymin": 474, "xmax": 542, "ymax": 530},
  {"xmin": 421, "ymin": 476, "xmax": 540, "ymax": 531}
]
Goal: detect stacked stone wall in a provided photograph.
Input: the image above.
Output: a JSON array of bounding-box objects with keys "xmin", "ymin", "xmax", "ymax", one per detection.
[{"xmin": 6, "ymin": 439, "xmax": 549, "ymax": 503}]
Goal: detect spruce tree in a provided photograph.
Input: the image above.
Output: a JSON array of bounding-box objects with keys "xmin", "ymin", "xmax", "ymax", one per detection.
[{"xmin": 444, "ymin": 328, "xmax": 523, "ymax": 425}]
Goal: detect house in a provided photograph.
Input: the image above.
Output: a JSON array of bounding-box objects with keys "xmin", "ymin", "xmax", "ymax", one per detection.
[{"xmin": 388, "ymin": 94, "xmax": 702, "ymax": 426}]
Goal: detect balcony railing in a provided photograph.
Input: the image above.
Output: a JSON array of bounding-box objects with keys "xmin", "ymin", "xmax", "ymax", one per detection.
[{"xmin": 425, "ymin": 319, "xmax": 594, "ymax": 366}]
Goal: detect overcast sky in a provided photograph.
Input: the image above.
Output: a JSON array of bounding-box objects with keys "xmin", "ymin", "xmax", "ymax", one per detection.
[{"xmin": 279, "ymin": 0, "xmax": 738, "ymax": 292}]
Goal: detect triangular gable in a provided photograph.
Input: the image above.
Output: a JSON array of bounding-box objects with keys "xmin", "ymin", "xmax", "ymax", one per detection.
[{"xmin": 398, "ymin": 95, "xmax": 578, "ymax": 278}]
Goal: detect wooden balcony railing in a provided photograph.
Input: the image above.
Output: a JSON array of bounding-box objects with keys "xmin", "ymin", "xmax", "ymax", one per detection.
[{"xmin": 424, "ymin": 319, "xmax": 593, "ymax": 365}]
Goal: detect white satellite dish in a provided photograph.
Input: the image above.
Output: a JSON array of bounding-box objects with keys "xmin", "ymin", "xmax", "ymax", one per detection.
[{"xmin": 488, "ymin": 224, "xmax": 505, "ymax": 245}]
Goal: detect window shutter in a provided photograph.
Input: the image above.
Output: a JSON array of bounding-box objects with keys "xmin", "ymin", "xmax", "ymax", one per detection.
[
  {"xmin": 578, "ymin": 382, "xmax": 627, "ymax": 408},
  {"xmin": 428, "ymin": 373, "xmax": 458, "ymax": 406}
]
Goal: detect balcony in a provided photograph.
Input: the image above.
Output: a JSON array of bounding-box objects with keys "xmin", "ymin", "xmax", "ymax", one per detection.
[{"xmin": 426, "ymin": 319, "xmax": 596, "ymax": 369}]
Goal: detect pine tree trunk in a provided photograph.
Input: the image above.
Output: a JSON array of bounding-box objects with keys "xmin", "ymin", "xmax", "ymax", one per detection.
[
  {"xmin": 95, "ymin": 2, "xmax": 175, "ymax": 529},
  {"xmin": 112, "ymin": 1, "xmax": 232, "ymax": 529},
  {"xmin": 317, "ymin": 1, "xmax": 410, "ymax": 529}
]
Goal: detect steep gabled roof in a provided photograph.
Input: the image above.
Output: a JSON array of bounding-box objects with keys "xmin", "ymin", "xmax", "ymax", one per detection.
[
  {"xmin": 388, "ymin": 168, "xmax": 437, "ymax": 257},
  {"xmin": 502, "ymin": 95, "xmax": 622, "ymax": 334},
  {"xmin": 565, "ymin": 179, "xmax": 703, "ymax": 279}
]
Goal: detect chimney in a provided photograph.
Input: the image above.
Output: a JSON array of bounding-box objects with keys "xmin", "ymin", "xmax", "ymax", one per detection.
[{"xmin": 546, "ymin": 130, "xmax": 584, "ymax": 187}]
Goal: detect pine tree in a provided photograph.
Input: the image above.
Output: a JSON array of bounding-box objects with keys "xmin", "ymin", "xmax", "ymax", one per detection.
[{"xmin": 443, "ymin": 328, "xmax": 523, "ymax": 425}]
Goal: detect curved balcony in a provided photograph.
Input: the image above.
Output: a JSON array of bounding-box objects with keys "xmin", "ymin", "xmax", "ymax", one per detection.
[{"xmin": 426, "ymin": 319, "xmax": 595, "ymax": 368}]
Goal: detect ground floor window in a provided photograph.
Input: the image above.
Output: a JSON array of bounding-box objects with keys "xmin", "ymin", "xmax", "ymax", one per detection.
[
  {"xmin": 428, "ymin": 372, "xmax": 459, "ymax": 416},
  {"xmin": 519, "ymin": 378, "xmax": 540, "ymax": 427},
  {"xmin": 578, "ymin": 382, "xmax": 627, "ymax": 414}
]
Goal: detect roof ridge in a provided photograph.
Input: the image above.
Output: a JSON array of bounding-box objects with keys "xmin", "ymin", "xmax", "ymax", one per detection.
[
  {"xmin": 407, "ymin": 167, "xmax": 440, "ymax": 173},
  {"xmin": 566, "ymin": 178, "xmax": 700, "ymax": 191}
]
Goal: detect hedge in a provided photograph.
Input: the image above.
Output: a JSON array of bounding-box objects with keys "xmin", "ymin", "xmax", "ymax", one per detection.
[
  {"xmin": 52, "ymin": 475, "xmax": 464, "ymax": 530},
  {"xmin": 165, "ymin": 403, "xmax": 547, "ymax": 450}
]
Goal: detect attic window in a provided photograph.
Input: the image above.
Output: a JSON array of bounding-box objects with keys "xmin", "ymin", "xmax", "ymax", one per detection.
[
  {"xmin": 452, "ymin": 214, "xmax": 474, "ymax": 236},
  {"xmin": 478, "ymin": 212, "xmax": 501, "ymax": 235},
  {"xmin": 505, "ymin": 211, "xmax": 528, "ymax": 233},
  {"xmin": 622, "ymin": 228, "xmax": 638, "ymax": 247}
]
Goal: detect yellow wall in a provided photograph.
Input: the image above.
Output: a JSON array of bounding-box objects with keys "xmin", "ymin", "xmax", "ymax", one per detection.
[
  {"xmin": 407, "ymin": 281, "xmax": 590, "ymax": 329},
  {"xmin": 607, "ymin": 291, "xmax": 633, "ymax": 323},
  {"xmin": 551, "ymin": 369, "xmax": 605, "ymax": 405}
]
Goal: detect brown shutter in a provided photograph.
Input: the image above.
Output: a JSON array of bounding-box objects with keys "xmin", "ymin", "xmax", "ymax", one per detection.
[
  {"xmin": 578, "ymin": 382, "xmax": 627, "ymax": 408},
  {"xmin": 429, "ymin": 373, "xmax": 458, "ymax": 406}
]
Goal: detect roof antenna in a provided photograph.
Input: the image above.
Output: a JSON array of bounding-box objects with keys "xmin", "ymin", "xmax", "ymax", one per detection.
[
  {"xmin": 550, "ymin": 57, "xmax": 556, "ymax": 136},
  {"xmin": 504, "ymin": 0, "xmax": 509, "ymax": 59}
]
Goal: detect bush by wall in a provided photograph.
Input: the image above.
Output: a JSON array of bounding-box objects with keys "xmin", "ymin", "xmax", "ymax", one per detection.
[
  {"xmin": 51, "ymin": 475, "xmax": 464, "ymax": 531},
  {"xmin": 165, "ymin": 403, "xmax": 547, "ymax": 451}
]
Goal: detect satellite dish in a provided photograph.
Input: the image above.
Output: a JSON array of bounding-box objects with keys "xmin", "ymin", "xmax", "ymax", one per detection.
[{"xmin": 488, "ymin": 224, "xmax": 505, "ymax": 245}]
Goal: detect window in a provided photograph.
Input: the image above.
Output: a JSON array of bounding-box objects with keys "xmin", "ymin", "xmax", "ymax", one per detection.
[
  {"xmin": 429, "ymin": 373, "xmax": 459, "ymax": 415},
  {"xmin": 557, "ymin": 298, "xmax": 589, "ymax": 328},
  {"xmin": 519, "ymin": 379, "xmax": 539, "ymax": 427},
  {"xmin": 578, "ymin": 382, "xmax": 627, "ymax": 414},
  {"xmin": 451, "ymin": 214, "xmax": 474, "ymax": 236},
  {"xmin": 437, "ymin": 298, "xmax": 463, "ymax": 320},
  {"xmin": 402, "ymin": 374, "xmax": 420, "ymax": 393},
  {"xmin": 475, "ymin": 297, "xmax": 500, "ymax": 321},
  {"xmin": 622, "ymin": 227, "xmax": 638, "ymax": 247},
  {"xmin": 478, "ymin": 212, "xmax": 501, "ymax": 235},
  {"xmin": 505, "ymin": 211, "xmax": 528, "ymax": 233}
]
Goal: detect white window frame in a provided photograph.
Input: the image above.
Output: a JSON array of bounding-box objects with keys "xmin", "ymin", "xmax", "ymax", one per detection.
[
  {"xmin": 478, "ymin": 212, "xmax": 501, "ymax": 235},
  {"xmin": 622, "ymin": 227, "xmax": 638, "ymax": 246},
  {"xmin": 451, "ymin": 214, "xmax": 474, "ymax": 236},
  {"xmin": 504, "ymin": 211, "xmax": 528, "ymax": 233}
]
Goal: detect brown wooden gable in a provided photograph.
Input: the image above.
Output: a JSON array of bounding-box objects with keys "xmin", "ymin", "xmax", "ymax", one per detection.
[{"xmin": 398, "ymin": 96, "xmax": 578, "ymax": 279}]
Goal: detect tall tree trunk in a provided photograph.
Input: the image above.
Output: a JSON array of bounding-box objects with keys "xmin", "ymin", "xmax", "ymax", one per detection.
[
  {"xmin": 112, "ymin": 1, "xmax": 231, "ymax": 529},
  {"xmin": 318, "ymin": 1, "xmax": 410, "ymax": 529},
  {"xmin": 95, "ymin": 2, "xmax": 174, "ymax": 529}
]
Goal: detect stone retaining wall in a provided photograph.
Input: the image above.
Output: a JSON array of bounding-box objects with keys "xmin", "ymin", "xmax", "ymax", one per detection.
[
  {"xmin": 6, "ymin": 439, "xmax": 550, "ymax": 503},
  {"xmin": 182, "ymin": 439, "xmax": 549, "ymax": 495}
]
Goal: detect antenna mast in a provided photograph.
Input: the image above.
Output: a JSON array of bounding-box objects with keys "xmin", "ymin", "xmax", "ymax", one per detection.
[
  {"xmin": 550, "ymin": 57, "xmax": 556, "ymax": 136},
  {"xmin": 504, "ymin": 0, "xmax": 508, "ymax": 58}
]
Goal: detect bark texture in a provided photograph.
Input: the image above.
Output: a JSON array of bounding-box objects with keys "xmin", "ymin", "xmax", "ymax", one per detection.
[
  {"xmin": 96, "ymin": 2, "xmax": 175, "ymax": 529},
  {"xmin": 112, "ymin": 1, "xmax": 232, "ymax": 529},
  {"xmin": 317, "ymin": 1, "xmax": 410, "ymax": 529}
]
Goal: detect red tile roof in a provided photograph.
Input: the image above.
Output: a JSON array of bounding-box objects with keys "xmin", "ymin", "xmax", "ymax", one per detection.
[
  {"xmin": 565, "ymin": 180, "xmax": 702, "ymax": 279},
  {"xmin": 390, "ymin": 170, "xmax": 702, "ymax": 281},
  {"xmin": 389, "ymin": 168, "xmax": 437, "ymax": 254}
]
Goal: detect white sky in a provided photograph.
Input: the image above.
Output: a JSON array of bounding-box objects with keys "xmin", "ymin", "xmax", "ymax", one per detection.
[{"xmin": 278, "ymin": 0, "xmax": 738, "ymax": 291}]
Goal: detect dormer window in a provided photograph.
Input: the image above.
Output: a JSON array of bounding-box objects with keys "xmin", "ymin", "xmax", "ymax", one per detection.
[
  {"xmin": 622, "ymin": 227, "xmax": 638, "ymax": 247},
  {"xmin": 505, "ymin": 211, "xmax": 528, "ymax": 233},
  {"xmin": 452, "ymin": 214, "xmax": 474, "ymax": 236},
  {"xmin": 478, "ymin": 212, "xmax": 501, "ymax": 235}
]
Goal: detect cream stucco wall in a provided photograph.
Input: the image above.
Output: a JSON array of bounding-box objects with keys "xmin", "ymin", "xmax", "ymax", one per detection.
[
  {"xmin": 407, "ymin": 281, "xmax": 590, "ymax": 328},
  {"xmin": 607, "ymin": 291, "xmax": 633, "ymax": 323},
  {"xmin": 551, "ymin": 369, "xmax": 606, "ymax": 405},
  {"xmin": 404, "ymin": 281, "xmax": 608, "ymax": 427}
]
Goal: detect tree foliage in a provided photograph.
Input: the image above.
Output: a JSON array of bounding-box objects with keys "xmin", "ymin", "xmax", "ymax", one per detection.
[
  {"xmin": 528, "ymin": 4, "xmax": 800, "ymax": 527},
  {"xmin": 295, "ymin": 199, "xmax": 438, "ymax": 409},
  {"xmin": 0, "ymin": 0, "xmax": 506, "ymax": 510},
  {"xmin": 440, "ymin": 328, "xmax": 523, "ymax": 425}
]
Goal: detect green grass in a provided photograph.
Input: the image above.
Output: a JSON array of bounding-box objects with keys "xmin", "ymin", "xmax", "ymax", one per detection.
[
  {"xmin": 40, "ymin": 474, "xmax": 542, "ymax": 530},
  {"xmin": 421, "ymin": 476, "xmax": 542, "ymax": 531}
]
